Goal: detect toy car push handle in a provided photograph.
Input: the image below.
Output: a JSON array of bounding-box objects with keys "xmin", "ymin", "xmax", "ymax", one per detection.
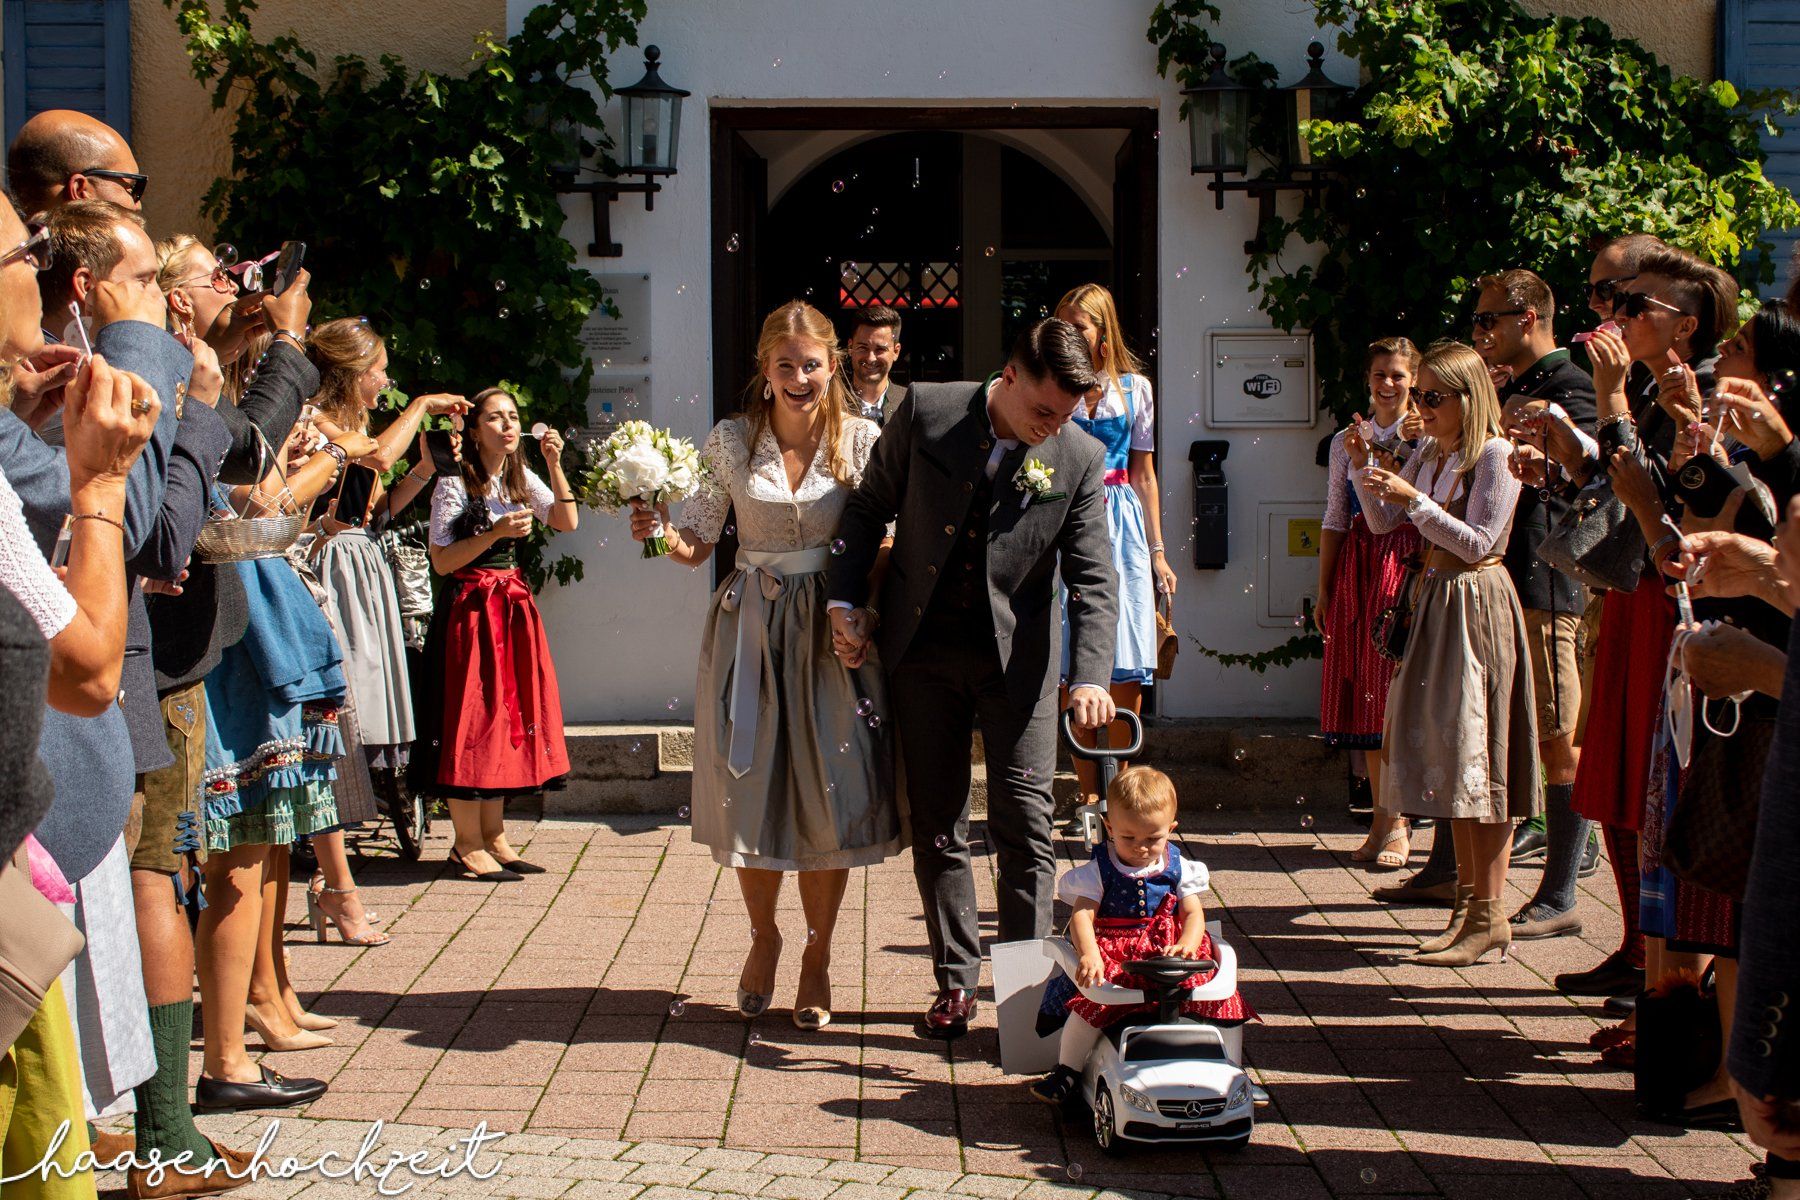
[{"xmin": 1060, "ymin": 708, "xmax": 1144, "ymax": 761}]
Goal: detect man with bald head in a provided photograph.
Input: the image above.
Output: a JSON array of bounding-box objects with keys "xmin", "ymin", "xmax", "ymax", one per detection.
[{"xmin": 7, "ymin": 109, "xmax": 147, "ymax": 213}]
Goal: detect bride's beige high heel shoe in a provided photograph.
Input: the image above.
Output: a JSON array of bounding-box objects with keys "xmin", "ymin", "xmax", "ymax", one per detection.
[{"xmin": 244, "ymin": 1004, "xmax": 334, "ymax": 1052}]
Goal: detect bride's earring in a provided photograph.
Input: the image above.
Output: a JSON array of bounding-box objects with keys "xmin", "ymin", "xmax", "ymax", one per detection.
[{"xmin": 763, "ymin": 380, "xmax": 773, "ymax": 400}]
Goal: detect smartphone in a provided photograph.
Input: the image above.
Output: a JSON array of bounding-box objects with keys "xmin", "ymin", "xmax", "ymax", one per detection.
[
  {"xmin": 49, "ymin": 514, "xmax": 74, "ymax": 569},
  {"xmin": 424, "ymin": 429, "xmax": 460, "ymax": 476},
  {"xmin": 266, "ymin": 241, "xmax": 306, "ymax": 297},
  {"xmin": 334, "ymin": 463, "xmax": 378, "ymax": 528}
]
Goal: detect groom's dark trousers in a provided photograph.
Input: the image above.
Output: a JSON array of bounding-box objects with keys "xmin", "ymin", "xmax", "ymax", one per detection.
[{"xmin": 829, "ymin": 382, "xmax": 1117, "ymax": 993}]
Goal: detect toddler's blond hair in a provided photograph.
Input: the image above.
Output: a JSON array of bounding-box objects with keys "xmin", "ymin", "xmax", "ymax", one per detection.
[{"xmin": 1107, "ymin": 766, "xmax": 1178, "ymax": 823}]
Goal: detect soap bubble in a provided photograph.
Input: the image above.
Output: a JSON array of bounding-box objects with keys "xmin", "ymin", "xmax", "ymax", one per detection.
[
  {"xmin": 677, "ymin": 806, "xmax": 690, "ymax": 819},
  {"xmin": 497, "ymin": 307, "xmax": 511, "ymax": 319},
  {"xmin": 494, "ymin": 279, "xmax": 507, "ymax": 293},
  {"xmin": 855, "ymin": 698, "xmax": 874, "ymax": 717},
  {"xmin": 807, "ymin": 928, "xmax": 819, "ymax": 945},
  {"xmin": 934, "ymin": 834, "xmax": 949, "ymax": 849},
  {"xmin": 669, "ymin": 999, "xmax": 686, "ymax": 1017},
  {"xmin": 771, "ymin": 57, "xmax": 782, "ymax": 68},
  {"xmin": 838, "ymin": 742, "xmax": 849, "ymax": 754},
  {"xmin": 1360, "ymin": 1169, "xmax": 1378, "ymax": 1184},
  {"xmin": 1233, "ymin": 748, "xmax": 1248, "ymax": 763},
  {"xmin": 726, "ymin": 234, "xmax": 741, "ymax": 252},
  {"xmin": 667, "ymin": 697, "xmax": 679, "ymax": 711},
  {"xmin": 1296, "ymin": 795, "xmax": 1307, "ymax": 805},
  {"xmin": 1065, "ymin": 1164, "xmax": 1083, "ymax": 1182},
  {"xmin": 984, "ymin": 246, "xmax": 996, "ymax": 257},
  {"xmin": 1300, "ymin": 815, "xmax": 1315, "ymax": 829},
  {"xmin": 831, "ymin": 179, "xmax": 846, "ymax": 193},
  {"xmin": 724, "ymin": 524, "xmax": 736, "ymax": 537},
  {"xmin": 530, "ymin": 422, "xmax": 549, "ymax": 439},
  {"xmin": 866, "ymin": 715, "xmax": 882, "ymax": 731},
  {"xmin": 831, "ymin": 539, "xmax": 846, "ymax": 555},
  {"xmin": 419, "ymin": 278, "xmax": 431, "ymax": 291}
]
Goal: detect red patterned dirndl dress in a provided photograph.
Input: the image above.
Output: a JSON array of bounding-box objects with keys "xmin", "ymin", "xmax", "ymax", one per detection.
[
  {"xmin": 1571, "ymin": 582, "xmax": 1677, "ymax": 829},
  {"xmin": 1320, "ymin": 511, "xmax": 1421, "ymax": 748}
]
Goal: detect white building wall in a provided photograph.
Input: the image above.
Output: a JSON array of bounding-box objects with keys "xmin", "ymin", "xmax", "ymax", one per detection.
[{"xmin": 514, "ymin": 0, "xmax": 1346, "ymax": 723}]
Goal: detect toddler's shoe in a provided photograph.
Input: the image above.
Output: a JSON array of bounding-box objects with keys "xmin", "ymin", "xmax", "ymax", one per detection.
[{"xmin": 1029, "ymin": 1065, "xmax": 1082, "ymax": 1107}]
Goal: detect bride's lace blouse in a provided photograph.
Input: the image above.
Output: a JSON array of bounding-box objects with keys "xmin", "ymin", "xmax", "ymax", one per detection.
[{"xmin": 681, "ymin": 416, "xmax": 880, "ymax": 552}]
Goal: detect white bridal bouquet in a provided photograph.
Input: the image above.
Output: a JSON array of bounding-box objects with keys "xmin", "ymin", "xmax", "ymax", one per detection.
[{"xmin": 584, "ymin": 420, "xmax": 706, "ymax": 558}]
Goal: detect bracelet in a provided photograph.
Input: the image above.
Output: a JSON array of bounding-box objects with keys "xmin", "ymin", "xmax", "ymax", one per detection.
[
  {"xmin": 554, "ymin": 495, "xmax": 576, "ymax": 503},
  {"xmin": 320, "ymin": 442, "xmax": 348, "ymax": 467},
  {"xmin": 406, "ymin": 467, "xmax": 431, "ymax": 482},
  {"xmin": 1649, "ymin": 531, "xmax": 1681, "ymax": 564},
  {"xmin": 863, "ymin": 605, "xmax": 881, "ymax": 628},
  {"xmin": 1597, "ymin": 412, "xmax": 1636, "ymax": 433},
  {"xmin": 272, "ymin": 328, "xmax": 306, "ymax": 350},
  {"xmin": 1149, "ymin": 542, "xmax": 1166, "ymax": 555},
  {"xmin": 71, "ymin": 511, "xmax": 125, "ymax": 532}
]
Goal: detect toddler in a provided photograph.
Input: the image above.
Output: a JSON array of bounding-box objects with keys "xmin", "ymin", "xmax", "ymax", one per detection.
[{"xmin": 1031, "ymin": 766, "xmax": 1251, "ymax": 1104}]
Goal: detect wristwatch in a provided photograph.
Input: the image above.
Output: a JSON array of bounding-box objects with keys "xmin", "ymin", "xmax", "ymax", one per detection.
[
  {"xmin": 1404, "ymin": 492, "xmax": 1428, "ymax": 516},
  {"xmin": 272, "ymin": 328, "xmax": 307, "ymax": 351}
]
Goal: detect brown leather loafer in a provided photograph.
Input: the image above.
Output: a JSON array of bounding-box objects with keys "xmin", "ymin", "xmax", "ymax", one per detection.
[
  {"xmin": 127, "ymin": 1139, "xmax": 256, "ymax": 1200},
  {"xmin": 919, "ymin": 988, "xmax": 977, "ymax": 1040},
  {"xmin": 92, "ymin": 1128, "xmax": 136, "ymax": 1167}
]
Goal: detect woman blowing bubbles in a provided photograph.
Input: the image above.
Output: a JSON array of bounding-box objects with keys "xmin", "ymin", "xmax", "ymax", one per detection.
[
  {"xmin": 414, "ymin": 388, "xmax": 578, "ymax": 881},
  {"xmin": 630, "ymin": 300, "xmax": 902, "ymax": 1031}
]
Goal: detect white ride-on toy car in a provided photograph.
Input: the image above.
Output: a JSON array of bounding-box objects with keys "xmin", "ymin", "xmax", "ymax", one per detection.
[
  {"xmin": 1040, "ymin": 928, "xmax": 1253, "ymax": 1154},
  {"xmin": 997, "ymin": 710, "xmax": 1254, "ymax": 1155}
]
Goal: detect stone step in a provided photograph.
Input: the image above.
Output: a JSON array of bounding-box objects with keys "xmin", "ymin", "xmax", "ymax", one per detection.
[{"xmin": 551, "ymin": 720, "xmax": 1340, "ymax": 818}]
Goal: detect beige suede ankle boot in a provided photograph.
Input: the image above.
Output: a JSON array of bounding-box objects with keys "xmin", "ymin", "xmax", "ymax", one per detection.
[
  {"xmin": 1416, "ymin": 885, "xmax": 1475, "ymax": 954},
  {"xmin": 1415, "ymin": 898, "xmax": 1512, "ymax": 967}
]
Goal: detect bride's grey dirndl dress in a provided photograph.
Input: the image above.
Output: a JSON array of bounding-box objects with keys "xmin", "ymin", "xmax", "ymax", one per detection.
[{"xmin": 682, "ymin": 416, "xmax": 905, "ymax": 871}]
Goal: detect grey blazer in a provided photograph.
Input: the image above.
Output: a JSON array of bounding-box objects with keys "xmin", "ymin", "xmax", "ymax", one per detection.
[
  {"xmin": 828, "ymin": 381, "xmax": 1117, "ymax": 709},
  {"xmin": 1730, "ymin": 612, "xmax": 1800, "ymax": 1100},
  {"xmin": 0, "ymin": 319, "xmax": 195, "ymax": 879}
]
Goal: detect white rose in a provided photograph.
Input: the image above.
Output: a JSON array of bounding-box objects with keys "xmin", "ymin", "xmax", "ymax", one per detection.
[
  {"xmin": 666, "ymin": 461, "xmax": 696, "ymax": 495},
  {"xmin": 611, "ymin": 441, "xmax": 670, "ymax": 498}
]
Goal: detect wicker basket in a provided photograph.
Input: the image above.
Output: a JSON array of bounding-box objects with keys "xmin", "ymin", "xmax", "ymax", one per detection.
[{"xmin": 193, "ymin": 425, "xmax": 307, "ymax": 563}]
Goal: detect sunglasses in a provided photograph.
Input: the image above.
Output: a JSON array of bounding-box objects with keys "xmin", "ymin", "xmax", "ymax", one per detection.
[
  {"xmin": 1611, "ymin": 290, "xmax": 1687, "ymax": 321},
  {"xmin": 0, "ymin": 222, "xmax": 52, "ymax": 272},
  {"xmin": 1585, "ymin": 274, "xmax": 1637, "ymax": 305},
  {"xmin": 173, "ymin": 263, "xmax": 237, "ymax": 294},
  {"xmin": 78, "ymin": 168, "xmax": 149, "ymax": 203},
  {"xmin": 1472, "ymin": 308, "xmax": 1528, "ymax": 331},
  {"xmin": 1409, "ymin": 386, "xmax": 1463, "ymax": 410}
]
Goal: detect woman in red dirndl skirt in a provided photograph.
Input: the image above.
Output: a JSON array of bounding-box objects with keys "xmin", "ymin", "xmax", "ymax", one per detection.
[
  {"xmin": 1318, "ymin": 338, "xmax": 1422, "ymax": 866},
  {"xmin": 416, "ymin": 387, "xmax": 577, "ymax": 880}
]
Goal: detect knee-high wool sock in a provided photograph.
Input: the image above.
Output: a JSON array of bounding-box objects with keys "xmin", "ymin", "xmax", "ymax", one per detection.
[{"xmin": 132, "ymin": 1001, "xmax": 219, "ymax": 1166}]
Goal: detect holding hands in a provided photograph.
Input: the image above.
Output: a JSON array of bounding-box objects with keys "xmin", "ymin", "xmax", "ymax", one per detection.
[{"xmin": 829, "ymin": 605, "xmax": 874, "ymax": 670}]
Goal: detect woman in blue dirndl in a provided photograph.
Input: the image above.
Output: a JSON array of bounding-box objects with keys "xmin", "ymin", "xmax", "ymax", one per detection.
[{"xmin": 1055, "ymin": 284, "xmax": 1172, "ymax": 799}]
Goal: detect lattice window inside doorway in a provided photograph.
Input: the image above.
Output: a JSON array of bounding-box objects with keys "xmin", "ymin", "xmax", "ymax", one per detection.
[{"xmin": 838, "ymin": 261, "xmax": 960, "ymax": 309}]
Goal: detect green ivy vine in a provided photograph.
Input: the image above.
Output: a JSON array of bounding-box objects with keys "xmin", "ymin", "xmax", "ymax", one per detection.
[
  {"xmin": 1151, "ymin": 0, "xmax": 1800, "ymax": 674},
  {"xmin": 165, "ymin": 0, "xmax": 648, "ymax": 587}
]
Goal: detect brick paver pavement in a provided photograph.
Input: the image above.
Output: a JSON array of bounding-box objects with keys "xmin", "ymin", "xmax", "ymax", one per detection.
[{"xmin": 98, "ymin": 810, "xmax": 1760, "ymax": 1199}]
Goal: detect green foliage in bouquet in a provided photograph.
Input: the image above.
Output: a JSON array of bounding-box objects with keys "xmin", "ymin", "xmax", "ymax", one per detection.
[{"xmin": 164, "ymin": 0, "xmax": 648, "ymax": 588}]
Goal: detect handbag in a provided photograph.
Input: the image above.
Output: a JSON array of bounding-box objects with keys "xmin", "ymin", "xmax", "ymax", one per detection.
[
  {"xmin": 1372, "ymin": 554, "xmax": 1423, "ymax": 663},
  {"xmin": 0, "ymin": 849, "xmax": 86, "ymax": 1051},
  {"xmin": 1154, "ymin": 594, "xmax": 1179, "ymax": 681},
  {"xmin": 1664, "ymin": 715, "xmax": 1774, "ymax": 900},
  {"xmin": 1537, "ymin": 474, "xmax": 1647, "ymax": 594}
]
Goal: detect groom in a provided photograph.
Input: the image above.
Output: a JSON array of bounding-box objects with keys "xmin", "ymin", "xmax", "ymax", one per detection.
[{"xmin": 828, "ymin": 317, "xmax": 1119, "ymax": 1039}]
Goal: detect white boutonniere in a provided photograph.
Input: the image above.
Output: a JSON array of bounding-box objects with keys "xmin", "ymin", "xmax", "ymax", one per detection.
[{"xmin": 1014, "ymin": 458, "xmax": 1062, "ymax": 509}]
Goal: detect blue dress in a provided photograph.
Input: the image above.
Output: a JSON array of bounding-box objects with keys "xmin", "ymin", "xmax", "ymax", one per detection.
[{"xmin": 1063, "ymin": 375, "xmax": 1158, "ymax": 685}]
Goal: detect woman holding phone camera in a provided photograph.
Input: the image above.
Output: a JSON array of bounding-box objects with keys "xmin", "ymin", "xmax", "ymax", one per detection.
[
  {"xmin": 1318, "ymin": 336, "xmax": 1423, "ymax": 869},
  {"xmin": 1352, "ymin": 340, "xmax": 1540, "ymax": 968},
  {"xmin": 301, "ymin": 318, "xmax": 465, "ymax": 941},
  {"xmin": 414, "ymin": 387, "xmax": 578, "ymax": 881}
]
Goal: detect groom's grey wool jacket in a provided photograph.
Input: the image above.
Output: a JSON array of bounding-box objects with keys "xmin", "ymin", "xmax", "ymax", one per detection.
[{"xmin": 828, "ymin": 381, "xmax": 1118, "ymax": 708}]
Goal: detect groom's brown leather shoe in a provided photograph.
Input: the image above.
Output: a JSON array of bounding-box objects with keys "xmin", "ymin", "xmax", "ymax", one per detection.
[{"xmin": 920, "ymin": 989, "xmax": 977, "ymax": 1040}]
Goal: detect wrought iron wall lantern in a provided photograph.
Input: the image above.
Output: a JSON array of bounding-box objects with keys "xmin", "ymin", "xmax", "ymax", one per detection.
[
  {"xmin": 553, "ymin": 45, "xmax": 689, "ymax": 258},
  {"xmin": 1182, "ymin": 40, "xmax": 1351, "ymax": 253}
]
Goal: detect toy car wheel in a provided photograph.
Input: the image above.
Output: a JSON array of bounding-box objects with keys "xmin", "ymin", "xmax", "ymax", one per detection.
[{"xmin": 1092, "ymin": 1086, "xmax": 1128, "ymax": 1157}]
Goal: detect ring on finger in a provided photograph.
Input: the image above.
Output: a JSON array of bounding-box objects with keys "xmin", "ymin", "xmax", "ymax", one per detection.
[{"xmin": 130, "ymin": 398, "xmax": 153, "ymax": 415}]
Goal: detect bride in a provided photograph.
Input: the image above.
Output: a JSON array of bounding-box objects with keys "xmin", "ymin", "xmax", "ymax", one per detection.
[{"xmin": 631, "ymin": 299, "xmax": 904, "ymax": 1030}]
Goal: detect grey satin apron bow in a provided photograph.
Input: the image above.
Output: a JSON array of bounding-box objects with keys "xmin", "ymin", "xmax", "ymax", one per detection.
[{"xmin": 722, "ymin": 546, "xmax": 833, "ymax": 778}]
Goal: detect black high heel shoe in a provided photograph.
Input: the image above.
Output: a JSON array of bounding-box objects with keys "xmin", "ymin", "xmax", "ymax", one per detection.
[
  {"xmin": 448, "ymin": 849, "xmax": 522, "ymax": 882},
  {"xmin": 495, "ymin": 857, "xmax": 546, "ymax": 875}
]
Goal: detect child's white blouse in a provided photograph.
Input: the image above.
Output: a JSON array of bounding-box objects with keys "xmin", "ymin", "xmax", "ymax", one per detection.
[{"xmin": 1056, "ymin": 847, "xmax": 1209, "ymax": 907}]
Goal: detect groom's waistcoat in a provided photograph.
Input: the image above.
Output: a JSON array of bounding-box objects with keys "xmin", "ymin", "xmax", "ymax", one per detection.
[{"xmin": 918, "ymin": 464, "xmax": 996, "ymax": 642}]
